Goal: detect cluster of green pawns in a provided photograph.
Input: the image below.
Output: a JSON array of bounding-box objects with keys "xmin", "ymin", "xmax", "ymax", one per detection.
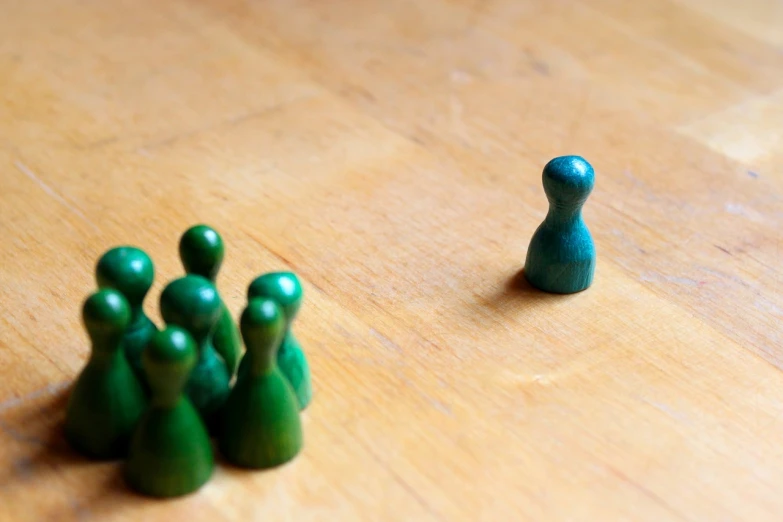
[{"xmin": 64, "ymin": 224, "xmax": 311, "ymax": 498}]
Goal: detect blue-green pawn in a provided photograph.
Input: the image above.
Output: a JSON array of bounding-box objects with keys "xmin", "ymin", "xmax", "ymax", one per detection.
[
  {"xmin": 96, "ymin": 246, "xmax": 158, "ymax": 391},
  {"xmin": 524, "ymin": 156, "xmax": 596, "ymax": 294},
  {"xmin": 160, "ymin": 275, "xmax": 230, "ymax": 429}
]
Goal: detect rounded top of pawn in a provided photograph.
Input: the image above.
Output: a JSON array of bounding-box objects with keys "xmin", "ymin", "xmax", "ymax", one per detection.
[
  {"xmin": 241, "ymin": 298, "xmax": 285, "ymax": 374},
  {"xmin": 542, "ymin": 156, "xmax": 595, "ymax": 208},
  {"xmin": 82, "ymin": 289, "xmax": 131, "ymax": 347},
  {"xmin": 179, "ymin": 224, "xmax": 224, "ymax": 282},
  {"xmin": 143, "ymin": 326, "xmax": 197, "ymax": 405},
  {"xmin": 160, "ymin": 275, "xmax": 221, "ymax": 341},
  {"xmin": 96, "ymin": 246, "xmax": 154, "ymax": 307},
  {"xmin": 247, "ymin": 272, "xmax": 303, "ymax": 322}
]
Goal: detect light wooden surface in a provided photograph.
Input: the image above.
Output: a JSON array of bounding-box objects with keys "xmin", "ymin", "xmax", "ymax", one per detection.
[{"xmin": 1, "ymin": 0, "xmax": 782, "ymax": 520}]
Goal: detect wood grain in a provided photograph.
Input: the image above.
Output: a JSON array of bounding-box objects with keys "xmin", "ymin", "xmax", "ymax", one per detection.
[{"xmin": 1, "ymin": 0, "xmax": 782, "ymax": 520}]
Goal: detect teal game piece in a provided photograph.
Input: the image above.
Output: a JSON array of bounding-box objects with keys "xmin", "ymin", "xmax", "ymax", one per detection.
[
  {"xmin": 240, "ymin": 272, "xmax": 312, "ymax": 410},
  {"xmin": 124, "ymin": 326, "xmax": 214, "ymax": 497},
  {"xmin": 179, "ymin": 224, "xmax": 241, "ymax": 376},
  {"xmin": 160, "ymin": 275, "xmax": 230, "ymax": 427},
  {"xmin": 96, "ymin": 246, "xmax": 158, "ymax": 391},
  {"xmin": 219, "ymin": 298, "xmax": 303, "ymax": 469},
  {"xmin": 524, "ymin": 155, "xmax": 596, "ymax": 294},
  {"xmin": 64, "ymin": 289, "xmax": 146, "ymax": 460}
]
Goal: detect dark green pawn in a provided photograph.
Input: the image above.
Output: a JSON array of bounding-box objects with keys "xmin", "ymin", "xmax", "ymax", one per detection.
[
  {"xmin": 125, "ymin": 326, "xmax": 214, "ymax": 498},
  {"xmin": 179, "ymin": 224, "xmax": 241, "ymax": 376},
  {"xmin": 96, "ymin": 246, "xmax": 157, "ymax": 391},
  {"xmin": 220, "ymin": 298, "xmax": 303, "ymax": 468},
  {"xmin": 524, "ymin": 156, "xmax": 597, "ymax": 294},
  {"xmin": 65, "ymin": 289, "xmax": 146, "ymax": 460},
  {"xmin": 240, "ymin": 272, "xmax": 311, "ymax": 410},
  {"xmin": 160, "ymin": 275, "xmax": 230, "ymax": 427}
]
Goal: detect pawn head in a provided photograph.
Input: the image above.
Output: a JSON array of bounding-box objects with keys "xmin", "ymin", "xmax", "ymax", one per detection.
[
  {"xmin": 541, "ymin": 156, "xmax": 595, "ymax": 208},
  {"xmin": 96, "ymin": 246, "xmax": 155, "ymax": 309},
  {"xmin": 143, "ymin": 326, "xmax": 197, "ymax": 405},
  {"xmin": 241, "ymin": 298, "xmax": 285, "ymax": 372},
  {"xmin": 247, "ymin": 272, "xmax": 303, "ymax": 325},
  {"xmin": 160, "ymin": 275, "xmax": 222, "ymax": 342},
  {"xmin": 82, "ymin": 289, "xmax": 131, "ymax": 350},
  {"xmin": 179, "ymin": 224, "xmax": 224, "ymax": 282}
]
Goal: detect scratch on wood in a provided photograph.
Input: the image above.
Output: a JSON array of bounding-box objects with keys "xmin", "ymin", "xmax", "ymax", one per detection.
[
  {"xmin": 68, "ymin": 497, "xmax": 92, "ymax": 521},
  {"xmin": 369, "ymin": 328, "xmax": 402, "ymax": 352},
  {"xmin": 640, "ymin": 397, "xmax": 689, "ymax": 423},
  {"xmin": 0, "ymin": 419, "xmax": 45, "ymax": 446},
  {"xmin": 724, "ymin": 203, "xmax": 749, "ymax": 216},
  {"xmin": 354, "ymin": 435, "xmax": 445, "ymax": 521},
  {"xmin": 13, "ymin": 161, "xmax": 100, "ymax": 232},
  {"xmin": 450, "ymin": 69, "xmax": 473, "ymax": 84},
  {"xmin": 137, "ymin": 96, "xmax": 315, "ymax": 155},
  {"xmin": 0, "ymin": 381, "xmax": 70, "ymax": 414},
  {"xmin": 531, "ymin": 60, "xmax": 550, "ymax": 76},
  {"xmin": 604, "ymin": 464, "xmax": 689, "ymax": 521},
  {"xmin": 75, "ymin": 136, "xmax": 118, "ymax": 151},
  {"xmin": 695, "ymin": 266, "xmax": 750, "ymax": 288},
  {"xmin": 714, "ymin": 245, "xmax": 732, "ymax": 255},
  {"xmin": 242, "ymin": 230, "xmax": 336, "ymax": 297},
  {"xmin": 13, "ymin": 456, "xmax": 34, "ymax": 479},
  {"xmin": 640, "ymin": 272, "xmax": 702, "ymax": 287},
  {"xmin": 393, "ymin": 371, "xmax": 454, "ymax": 417},
  {"xmin": 428, "ymin": 399, "xmax": 453, "ymax": 416}
]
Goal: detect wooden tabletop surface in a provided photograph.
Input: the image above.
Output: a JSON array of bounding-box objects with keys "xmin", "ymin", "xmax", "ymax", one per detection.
[{"xmin": 2, "ymin": 0, "xmax": 783, "ymax": 520}]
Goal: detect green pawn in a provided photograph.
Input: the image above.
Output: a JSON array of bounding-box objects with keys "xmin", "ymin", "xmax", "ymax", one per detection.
[
  {"xmin": 220, "ymin": 298, "xmax": 303, "ymax": 468},
  {"xmin": 96, "ymin": 246, "xmax": 158, "ymax": 391},
  {"xmin": 524, "ymin": 156, "xmax": 597, "ymax": 294},
  {"xmin": 179, "ymin": 224, "xmax": 241, "ymax": 376},
  {"xmin": 160, "ymin": 275, "xmax": 230, "ymax": 427},
  {"xmin": 239, "ymin": 272, "xmax": 312, "ymax": 410},
  {"xmin": 125, "ymin": 326, "xmax": 214, "ymax": 497},
  {"xmin": 65, "ymin": 289, "xmax": 146, "ymax": 460}
]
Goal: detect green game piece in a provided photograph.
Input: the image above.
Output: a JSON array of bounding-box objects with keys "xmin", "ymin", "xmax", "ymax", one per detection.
[
  {"xmin": 524, "ymin": 155, "xmax": 596, "ymax": 294},
  {"xmin": 239, "ymin": 272, "xmax": 312, "ymax": 410},
  {"xmin": 64, "ymin": 289, "xmax": 146, "ymax": 460},
  {"xmin": 96, "ymin": 246, "xmax": 158, "ymax": 391},
  {"xmin": 179, "ymin": 224, "xmax": 241, "ymax": 376},
  {"xmin": 219, "ymin": 298, "xmax": 303, "ymax": 469},
  {"xmin": 160, "ymin": 275, "xmax": 230, "ymax": 428},
  {"xmin": 124, "ymin": 326, "xmax": 214, "ymax": 498}
]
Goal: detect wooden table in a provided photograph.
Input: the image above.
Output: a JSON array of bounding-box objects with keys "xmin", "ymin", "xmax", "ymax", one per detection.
[{"xmin": 1, "ymin": 0, "xmax": 782, "ymax": 520}]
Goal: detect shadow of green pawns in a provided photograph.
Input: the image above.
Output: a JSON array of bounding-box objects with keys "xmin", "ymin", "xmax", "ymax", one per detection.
[
  {"xmin": 60, "ymin": 224, "xmax": 310, "ymax": 499},
  {"xmin": 0, "ymin": 382, "xmax": 80, "ymax": 491}
]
